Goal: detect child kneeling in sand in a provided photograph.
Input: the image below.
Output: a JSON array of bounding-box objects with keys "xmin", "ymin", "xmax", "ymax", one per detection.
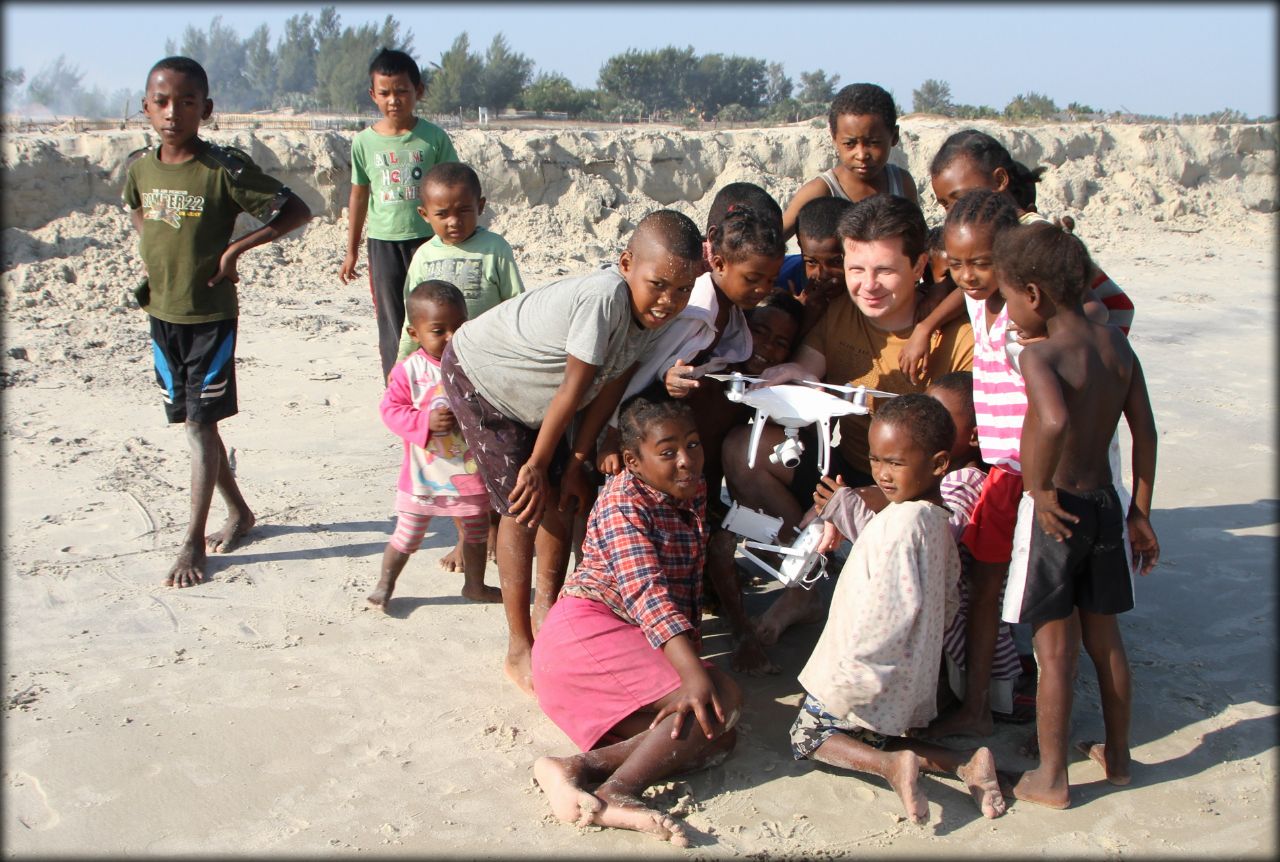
[
  {"xmin": 368, "ymin": 280, "xmax": 501, "ymax": 610},
  {"xmin": 791, "ymin": 394, "xmax": 1006, "ymax": 825},
  {"xmin": 532, "ymin": 395, "xmax": 741, "ymax": 847}
]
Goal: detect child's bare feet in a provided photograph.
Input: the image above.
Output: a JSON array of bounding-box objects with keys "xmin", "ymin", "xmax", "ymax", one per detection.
[
  {"xmin": 461, "ymin": 584, "xmax": 502, "ymax": 603},
  {"xmin": 205, "ymin": 507, "xmax": 255, "ymax": 554},
  {"xmin": 534, "ymin": 756, "xmax": 602, "ymax": 827},
  {"xmin": 1075, "ymin": 740, "xmax": 1131, "ymax": 785},
  {"xmin": 166, "ymin": 541, "xmax": 206, "ymax": 588},
  {"xmin": 921, "ymin": 705, "xmax": 994, "ymax": 740},
  {"xmin": 593, "ymin": 785, "xmax": 689, "ymax": 846},
  {"xmin": 955, "ymin": 747, "xmax": 1007, "ymax": 818},
  {"xmin": 884, "ymin": 750, "xmax": 929, "ymax": 823},
  {"xmin": 438, "ymin": 542, "xmax": 464, "ymax": 573},
  {"xmin": 367, "ymin": 578, "xmax": 395, "ymax": 612},
  {"xmin": 504, "ymin": 649, "xmax": 536, "ymax": 697},
  {"xmin": 1011, "ymin": 766, "xmax": 1071, "ymax": 809},
  {"xmin": 753, "ymin": 588, "xmax": 824, "ymax": 645}
]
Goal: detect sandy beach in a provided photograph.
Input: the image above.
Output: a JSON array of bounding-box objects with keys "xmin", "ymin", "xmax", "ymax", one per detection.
[{"xmin": 2, "ymin": 117, "xmax": 1276, "ymax": 856}]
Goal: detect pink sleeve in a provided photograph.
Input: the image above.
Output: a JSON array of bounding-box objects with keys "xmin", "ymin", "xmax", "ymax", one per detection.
[{"xmin": 379, "ymin": 363, "xmax": 431, "ymax": 447}]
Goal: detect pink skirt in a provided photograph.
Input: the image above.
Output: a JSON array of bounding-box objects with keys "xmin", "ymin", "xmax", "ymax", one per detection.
[{"xmin": 532, "ymin": 596, "xmax": 684, "ymax": 752}]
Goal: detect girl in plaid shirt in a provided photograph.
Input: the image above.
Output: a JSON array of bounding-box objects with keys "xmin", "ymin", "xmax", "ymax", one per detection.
[{"xmin": 531, "ymin": 395, "xmax": 741, "ymax": 847}]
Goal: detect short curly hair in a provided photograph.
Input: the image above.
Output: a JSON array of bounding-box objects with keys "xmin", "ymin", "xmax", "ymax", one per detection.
[
  {"xmin": 873, "ymin": 393, "xmax": 955, "ymax": 458},
  {"xmin": 828, "ymin": 83, "xmax": 898, "ymax": 134},
  {"xmin": 993, "ymin": 222, "xmax": 1093, "ymax": 305},
  {"xmin": 618, "ymin": 391, "xmax": 696, "ymax": 455}
]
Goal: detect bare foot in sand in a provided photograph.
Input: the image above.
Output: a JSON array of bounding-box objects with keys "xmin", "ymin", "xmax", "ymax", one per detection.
[
  {"xmin": 593, "ymin": 785, "xmax": 689, "ymax": 846},
  {"xmin": 956, "ymin": 747, "xmax": 1007, "ymax": 818},
  {"xmin": 1011, "ymin": 766, "xmax": 1071, "ymax": 809},
  {"xmin": 206, "ymin": 508, "xmax": 255, "ymax": 554},
  {"xmin": 921, "ymin": 705, "xmax": 994, "ymax": 740},
  {"xmin": 505, "ymin": 650, "xmax": 535, "ymax": 697},
  {"xmin": 438, "ymin": 541, "xmax": 464, "ymax": 573},
  {"xmin": 753, "ymin": 588, "xmax": 824, "ymax": 646},
  {"xmin": 1075, "ymin": 740, "xmax": 1131, "ymax": 785},
  {"xmin": 366, "ymin": 580, "xmax": 394, "ymax": 612},
  {"xmin": 885, "ymin": 750, "xmax": 929, "ymax": 824},
  {"xmin": 166, "ymin": 542, "xmax": 206, "ymax": 588},
  {"xmin": 461, "ymin": 584, "xmax": 503, "ymax": 603},
  {"xmin": 534, "ymin": 756, "xmax": 601, "ymax": 827}
]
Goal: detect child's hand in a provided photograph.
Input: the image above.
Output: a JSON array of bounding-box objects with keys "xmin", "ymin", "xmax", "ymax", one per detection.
[
  {"xmin": 665, "ymin": 360, "xmax": 700, "ymax": 398},
  {"xmin": 1031, "ymin": 488, "xmax": 1079, "ymax": 542},
  {"xmin": 898, "ymin": 328, "xmax": 933, "ymax": 385},
  {"xmin": 813, "ymin": 474, "xmax": 847, "ymax": 515},
  {"xmin": 208, "ymin": 247, "xmax": 242, "ymax": 287},
  {"xmin": 1127, "ymin": 510, "xmax": 1160, "ymax": 575},
  {"xmin": 429, "ymin": 406, "xmax": 456, "ymax": 433},
  {"xmin": 597, "ymin": 426, "xmax": 623, "ymax": 475},
  {"xmin": 816, "ymin": 520, "xmax": 844, "ymax": 554},
  {"xmin": 650, "ymin": 670, "xmax": 725, "ymax": 740},
  {"xmin": 508, "ymin": 462, "xmax": 549, "ymax": 528},
  {"xmin": 558, "ymin": 456, "xmax": 593, "ymax": 514},
  {"xmin": 338, "ymin": 251, "xmax": 359, "ymax": 284}
]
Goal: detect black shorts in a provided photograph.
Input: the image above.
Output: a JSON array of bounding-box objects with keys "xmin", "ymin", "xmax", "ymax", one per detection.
[
  {"xmin": 439, "ymin": 343, "xmax": 571, "ymax": 517},
  {"xmin": 150, "ymin": 316, "xmax": 238, "ymax": 424},
  {"xmin": 786, "ymin": 424, "xmax": 874, "ymax": 508},
  {"xmin": 1011, "ymin": 486, "xmax": 1133, "ymax": 626}
]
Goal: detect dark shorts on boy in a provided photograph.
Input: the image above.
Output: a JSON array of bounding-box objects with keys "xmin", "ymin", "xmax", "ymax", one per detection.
[
  {"xmin": 150, "ymin": 316, "xmax": 238, "ymax": 425},
  {"xmin": 790, "ymin": 693, "xmax": 887, "ymax": 760},
  {"xmin": 1007, "ymin": 486, "xmax": 1133, "ymax": 626},
  {"xmin": 961, "ymin": 464, "xmax": 1024, "ymax": 565},
  {"xmin": 439, "ymin": 343, "xmax": 570, "ymax": 517},
  {"xmin": 786, "ymin": 424, "xmax": 873, "ymax": 507},
  {"xmin": 367, "ymin": 236, "xmax": 428, "ymax": 380}
]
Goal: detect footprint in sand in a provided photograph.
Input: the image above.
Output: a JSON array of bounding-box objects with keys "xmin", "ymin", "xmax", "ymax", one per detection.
[{"xmin": 5, "ymin": 770, "xmax": 61, "ymax": 831}]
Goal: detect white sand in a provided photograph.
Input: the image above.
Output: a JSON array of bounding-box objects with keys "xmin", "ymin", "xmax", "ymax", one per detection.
[{"xmin": 2, "ymin": 119, "xmax": 1276, "ymax": 855}]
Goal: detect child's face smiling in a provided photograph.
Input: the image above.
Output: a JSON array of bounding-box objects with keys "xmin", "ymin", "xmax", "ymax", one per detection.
[
  {"xmin": 867, "ymin": 420, "xmax": 948, "ymax": 504},
  {"xmin": 142, "ymin": 69, "xmax": 211, "ymax": 152},
  {"xmin": 744, "ymin": 306, "xmax": 798, "ymax": 375},
  {"xmin": 369, "ymin": 71, "xmax": 423, "ymax": 124},
  {"xmin": 712, "ymin": 251, "xmax": 782, "ymax": 309},
  {"xmin": 406, "ymin": 299, "xmax": 466, "ymax": 360},
  {"xmin": 624, "ymin": 416, "xmax": 704, "ymax": 500},
  {"xmin": 842, "ymin": 236, "xmax": 926, "ymax": 332},
  {"xmin": 798, "ymin": 234, "xmax": 845, "ymax": 296},
  {"xmin": 620, "ymin": 242, "xmax": 701, "ymax": 330},
  {"xmin": 419, "ymin": 181, "xmax": 483, "ymax": 246},
  {"xmin": 931, "ymin": 156, "xmax": 1007, "ymax": 213},
  {"xmin": 945, "ymin": 222, "xmax": 999, "ymax": 303},
  {"xmin": 832, "ymin": 113, "xmax": 898, "ymax": 181}
]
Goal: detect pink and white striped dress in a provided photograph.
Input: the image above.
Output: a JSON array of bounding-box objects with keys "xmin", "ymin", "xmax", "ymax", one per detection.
[{"xmin": 966, "ymin": 296, "xmax": 1026, "ymax": 473}]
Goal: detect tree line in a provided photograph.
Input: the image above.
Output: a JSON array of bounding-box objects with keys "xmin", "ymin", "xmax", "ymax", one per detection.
[{"xmin": 1, "ymin": 9, "xmax": 1268, "ymax": 124}]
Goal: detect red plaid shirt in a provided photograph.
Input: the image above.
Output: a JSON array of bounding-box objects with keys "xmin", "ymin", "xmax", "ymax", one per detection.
[{"xmin": 561, "ymin": 469, "xmax": 708, "ymax": 649}]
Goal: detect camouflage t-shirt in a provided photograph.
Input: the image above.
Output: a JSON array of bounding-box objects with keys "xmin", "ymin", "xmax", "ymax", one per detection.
[{"xmin": 123, "ymin": 140, "xmax": 286, "ymax": 323}]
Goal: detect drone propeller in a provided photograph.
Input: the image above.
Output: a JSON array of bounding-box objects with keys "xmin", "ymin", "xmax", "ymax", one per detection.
[
  {"xmin": 704, "ymin": 371, "xmax": 769, "ymax": 385},
  {"xmin": 803, "ymin": 380, "xmax": 900, "ymax": 399}
]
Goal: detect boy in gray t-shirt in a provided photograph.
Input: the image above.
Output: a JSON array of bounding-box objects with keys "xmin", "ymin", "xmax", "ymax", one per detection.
[{"xmin": 441, "ymin": 210, "xmax": 705, "ymax": 696}]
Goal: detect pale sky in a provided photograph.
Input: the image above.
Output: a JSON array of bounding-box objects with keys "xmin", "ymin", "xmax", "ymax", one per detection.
[{"xmin": 3, "ymin": 1, "xmax": 1276, "ymax": 117}]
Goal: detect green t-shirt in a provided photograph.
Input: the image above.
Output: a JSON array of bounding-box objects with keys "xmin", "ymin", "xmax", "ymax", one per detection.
[
  {"xmin": 395, "ymin": 227, "xmax": 526, "ymax": 363},
  {"xmin": 351, "ymin": 118, "xmax": 458, "ymax": 241},
  {"xmin": 123, "ymin": 140, "xmax": 286, "ymax": 324}
]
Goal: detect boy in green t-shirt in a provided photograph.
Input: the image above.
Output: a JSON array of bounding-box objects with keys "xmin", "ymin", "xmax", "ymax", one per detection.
[
  {"xmin": 123, "ymin": 56, "xmax": 311, "ymax": 588},
  {"xmin": 338, "ymin": 48, "xmax": 459, "ymax": 380}
]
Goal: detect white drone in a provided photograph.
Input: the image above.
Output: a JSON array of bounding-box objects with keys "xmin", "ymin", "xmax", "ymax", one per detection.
[{"xmin": 705, "ymin": 371, "xmax": 900, "ymax": 476}]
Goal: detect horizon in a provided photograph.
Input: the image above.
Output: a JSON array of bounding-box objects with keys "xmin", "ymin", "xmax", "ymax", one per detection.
[{"xmin": 2, "ymin": 1, "xmax": 1276, "ymax": 118}]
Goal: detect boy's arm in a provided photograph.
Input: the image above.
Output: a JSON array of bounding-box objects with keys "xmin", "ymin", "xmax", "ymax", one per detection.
[
  {"xmin": 498, "ymin": 248, "xmax": 525, "ymax": 300},
  {"xmin": 508, "ymin": 354, "xmax": 598, "ymax": 528},
  {"xmin": 781, "ymin": 178, "xmax": 828, "ymax": 241},
  {"xmin": 1122, "ymin": 352, "xmax": 1159, "ymax": 573},
  {"xmin": 1018, "ymin": 347, "xmax": 1079, "ymax": 541},
  {"xmin": 209, "ymin": 192, "xmax": 312, "ymax": 288},
  {"xmin": 759, "ymin": 344, "xmax": 827, "ymax": 386},
  {"xmin": 339, "ymin": 184, "xmax": 371, "ymax": 284},
  {"xmin": 900, "ymin": 287, "xmax": 965, "ymax": 384},
  {"xmin": 561, "ymin": 362, "xmax": 638, "ymax": 510}
]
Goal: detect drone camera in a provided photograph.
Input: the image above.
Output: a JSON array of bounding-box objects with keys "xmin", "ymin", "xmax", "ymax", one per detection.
[{"xmin": 769, "ymin": 436, "xmax": 805, "ymax": 468}]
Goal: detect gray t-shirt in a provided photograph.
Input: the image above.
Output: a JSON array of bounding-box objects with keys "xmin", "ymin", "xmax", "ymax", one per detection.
[{"xmin": 451, "ymin": 265, "xmax": 654, "ymax": 428}]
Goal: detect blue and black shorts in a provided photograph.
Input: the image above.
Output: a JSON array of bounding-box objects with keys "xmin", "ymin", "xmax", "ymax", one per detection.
[{"xmin": 150, "ymin": 316, "xmax": 238, "ymax": 424}]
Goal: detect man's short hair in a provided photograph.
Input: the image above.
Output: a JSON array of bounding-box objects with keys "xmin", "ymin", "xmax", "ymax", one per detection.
[
  {"xmin": 630, "ymin": 210, "xmax": 704, "ymax": 262},
  {"xmin": 147, "ymin": 56, "xmax": 209, "ymax": 97},
  {"xmin": 837, "ymin": 194, "xmax": 928, "ymax": 262},
  {"xmin": 369, "ymin": 48, "xmax": 422, "ymax": 88},
  {"xmin": 797, "ymin": 196, "xmax": 854, "ymax": 242},
  {"xmin": 424, "ymin": 162, "xmax": 483, "ymax": 201},
  {"xmin": 874, "ymin": 393, "xmax": 955, "ymax": 458},
  {"xmin": 705, "ymin": 182, "xmax": 782, "ymax": 235}
]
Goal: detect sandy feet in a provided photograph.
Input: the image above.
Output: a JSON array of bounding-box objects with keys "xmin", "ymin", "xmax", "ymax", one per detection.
[
  {"xmin": 534, "ymin": 758, "xmax": 688, "ymax": 846},
  {"xmin": 921, "ymin": 705, "xmax": 994, "ymax": 740},
  {"xmin": 504, "ymin": 651, "xmax": 536, "ymax": 697},
  {"xmin": 205, "ymin": 510, "xmax": 255, "ymax": 554},
  {"xmin": 955, "ymin": 747, "xmax": 1007, "ymax": 818},
  {"xmin": 1075, "ymin": 740, "xmax": 1132, "ymax": 785},
  {"xmin": 461, "ymin": 584, "xmax": 503, "ymax": 603},
  {"xmin": 1011, "ymin": 766, "xmax": 1071, "ymax": 809},
  {"xmin": 165, "ymin": 542, "xmax": 206, "ymax": 588},
  {"xmin": 438, "ymin": 543, "xmax": 465, "ymax": 573},
  {"xmin": 594, "ymin": 786, "xmax": 690, "ymax": 847},
  {"xmin": 753, "ymin": 588, "xmax": 825, "ymax": 646},
  {"xmin": 366, "ymin": 580, "xmax": 395, "ymax": 612},
  {"xmin": 884, "ymin": 750, "xmax": 929, "ymax": 824}
]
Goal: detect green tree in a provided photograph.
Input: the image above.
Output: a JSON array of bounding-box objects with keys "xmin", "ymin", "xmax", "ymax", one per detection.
[
  {"xmin": 423, "ymin": 33, "xmax": 483, "ymax": 114},
  {"xmin": 688, "ymin": 53, "xmax": 767, "ymax": 118},
  {"xmin": 25, "ymin": 55, "xmax": 84, "ymax": 113},
  {"xmin": 797, "ymin": 68, "xmax": 839, "ymax": 104},
  {"xmin": 597, "ymin": 45, "xmax": 698, "ymax": 113},
  {"xmin": 1004, "ymin": 91, "xmax": 1058, "ymax": 120},
  {"xmin": 479, "ymin": 33, "xmax": 533, "ymax": 111},
  {"xmin": 275, "ymin": 12, "xmax": 317, "ymax": 98},
  {"xmin": 765, "ymin": 62, "xmax": 792, "ymax": 105},
  {"xmin": 314, "ymin": 12, "xmax": 414, "ymax": 112},
  {"xmin": 519, "ymin": 72, "xmax": 589, "ymax": 115},
  {"xmin": 912, "ymin": 78, "xmax": 953, "ymax": 115},
  {"xmin": 243, "ymin": 24, "xmax": 276, "ymax": 110},
  {"xmin": 168, "ymin": 16, "xmax": 252, "ymax": 109}
]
